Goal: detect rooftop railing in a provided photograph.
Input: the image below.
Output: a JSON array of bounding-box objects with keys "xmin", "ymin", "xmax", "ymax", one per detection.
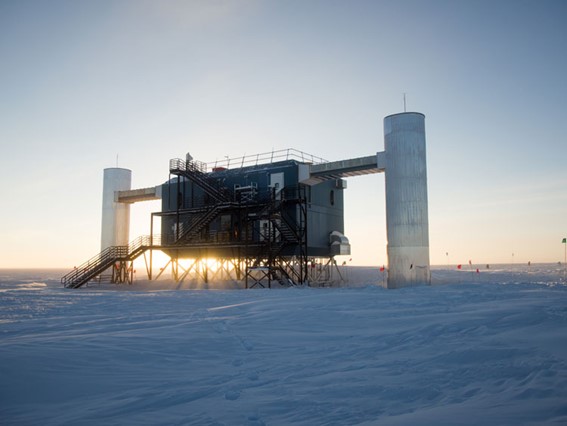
[{"xmin": 206, "ymin": 148, "xmax": 328, "ymax": 172}]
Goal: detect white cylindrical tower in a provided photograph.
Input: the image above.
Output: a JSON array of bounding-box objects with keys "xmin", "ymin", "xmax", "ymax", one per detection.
[
  {"xmin": 384, "ymin": 112, "xmax": 430, "ymax": 288},
  {"xmin": 101, "ymin": 168, "xmax": 132, "ymax": 251}
]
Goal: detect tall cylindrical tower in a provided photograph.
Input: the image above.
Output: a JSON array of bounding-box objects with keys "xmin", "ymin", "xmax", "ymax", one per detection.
[
  {"xmin": 101, "ymin": 168, "xmax": 131, "ymax": 251},
  {"xmin": 384, "ymin": 112, "xmax": 430, "ymax": 288}
]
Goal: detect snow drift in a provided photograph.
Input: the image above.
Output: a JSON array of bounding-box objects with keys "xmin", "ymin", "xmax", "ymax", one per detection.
[{"xmin": 1, "ymin": 266, "xmax": 566, "ymax": 425}]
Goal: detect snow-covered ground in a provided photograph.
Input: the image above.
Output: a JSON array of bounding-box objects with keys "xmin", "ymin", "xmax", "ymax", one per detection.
[{"xmin": 1, "ymin": 265, "xmax": 567, "ymax": 425}]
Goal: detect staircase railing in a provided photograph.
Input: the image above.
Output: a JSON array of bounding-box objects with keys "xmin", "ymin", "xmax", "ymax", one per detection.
[
  {"xmin": 169, "ymin": 158, "xmax": 230, "ymax": 203},
  {"xmin": 175, "ymin": 205, "xmax": 220, "ymax": 243},
  {"xmin": 61, "ymin": 235, "xmax": 161, "ymax": 288},
  {"xmin": 127, "ymin": 235, "xmax": 159, "ymax": 257},
  {"xmin": 61, "ymin": 246, "xmax": 126, "ymax": 288}
]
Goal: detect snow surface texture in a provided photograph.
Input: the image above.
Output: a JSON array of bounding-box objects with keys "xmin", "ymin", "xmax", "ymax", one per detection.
[{"xmin": 1, "ymin": 266, "xmax": 567, "ymax": 425}]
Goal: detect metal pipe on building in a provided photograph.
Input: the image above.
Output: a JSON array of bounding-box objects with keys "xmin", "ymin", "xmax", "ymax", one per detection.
[
  {"xmin": 384, "ymin": 112, "xmax": 431, "ymax": 288},
  {"xmin": 101, "ymin": 168, "xmax": 131, "ymax": 251}
]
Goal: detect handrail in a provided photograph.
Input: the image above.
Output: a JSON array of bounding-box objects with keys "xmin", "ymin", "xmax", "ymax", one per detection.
[
  {"xmin": 208, "ymin": 148, "xmax": 328, "ymax": 171},
  {"xmin": 170, "ymin": 148, "xmax": 328, "ymax": 175},
  {"xmin": 169, "ymin": 158, "xmax": 207, "ymax": 174},
  {"xmin": 61, "ymin": 245, "xmax": 124, "ymax": 284},
  {"xmin": 61, "ymin": 234, "xmax": 162, "ymax": 287},
  {"xmin": 169, "ymin": 157, "xmax": 230, "ymax": 202}
]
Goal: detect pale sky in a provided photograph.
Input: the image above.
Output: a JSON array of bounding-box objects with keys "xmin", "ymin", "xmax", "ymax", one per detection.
[{"xmin": 1, "ymin": 0, "xmax": 566, "ymax": 269}]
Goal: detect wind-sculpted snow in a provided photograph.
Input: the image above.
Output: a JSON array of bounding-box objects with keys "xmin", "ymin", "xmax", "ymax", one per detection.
[{"xmin": 1, "ymin": 266, "xmax": 566, "ymax": 425}]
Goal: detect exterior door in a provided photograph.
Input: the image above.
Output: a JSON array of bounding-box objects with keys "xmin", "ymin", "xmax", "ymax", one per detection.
[{"xmin": 269, "ymin": 172, "xmax": 284, "ymax": 200}]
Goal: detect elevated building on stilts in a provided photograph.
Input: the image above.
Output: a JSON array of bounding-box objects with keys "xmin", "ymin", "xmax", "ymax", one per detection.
[{"xmin": 62, "ymin": 112, "xmax": 430, "ymax": 289}]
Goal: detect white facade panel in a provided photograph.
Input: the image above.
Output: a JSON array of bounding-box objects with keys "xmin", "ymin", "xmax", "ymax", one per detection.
[
  {"xmin": 101, "ymin": 168, "xmax": 132, "ymax": 251},
  {"xmin": 384, "ymin": 113, "xmax": 430, "ymax": 288}
]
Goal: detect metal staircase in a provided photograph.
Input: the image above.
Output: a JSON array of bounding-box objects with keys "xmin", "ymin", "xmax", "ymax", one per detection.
[
  {"xmin": 61, "ymin": 236, "xmax": 155, "ymax": 289},
  {"xmin": 246, "ymin": 188, "xmax": 307, "ymax": 287},
  {"xmin": 173, "ymin": 203, "xmax": 237, "ymax": 244},
  {"xmin": 169, "ymin": 158, "xmax": 231, "ymax": 203},
  {"xmin": 274, "ymin": 266, "xmax": 297, "ymax": 286}
]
